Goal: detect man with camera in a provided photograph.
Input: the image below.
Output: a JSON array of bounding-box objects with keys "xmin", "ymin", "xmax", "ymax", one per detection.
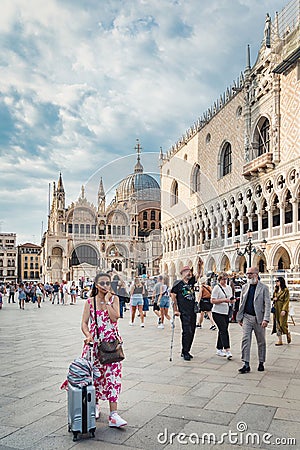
[
  {"xmin": 237, "ymin": 267, "xmax": 271, "ymax": 373},
  {"xmin": 170, "ymin": 266, "xmax": 199, "ymax": 361}
]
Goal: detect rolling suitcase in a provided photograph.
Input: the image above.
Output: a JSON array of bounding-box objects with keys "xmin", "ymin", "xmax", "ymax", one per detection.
[
  {"xmin": 68, "ymin": 383, "xmax": 96, "ymax": 441},
  {"xmin": 67, "ymin": 344, "xmax": 96, "ymax": 442}
]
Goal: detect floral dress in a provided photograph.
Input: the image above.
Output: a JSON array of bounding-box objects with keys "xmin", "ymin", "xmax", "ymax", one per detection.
[{"xmin": 81, "ymin": 297, "xmax": 122, "ymax": 403}]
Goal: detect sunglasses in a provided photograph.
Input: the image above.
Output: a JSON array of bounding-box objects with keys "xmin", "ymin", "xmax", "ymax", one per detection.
[
  {"xmin": 98, "ymin": 281, "xmax": 111, "ymax": 287},
  {"xmin": 275, "ymin": 280, "xmax": 280, "ymax": 282}
]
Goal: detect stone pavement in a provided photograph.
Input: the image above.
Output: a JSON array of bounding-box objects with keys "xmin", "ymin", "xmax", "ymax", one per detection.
[{"xmin": 0, "ymin": 296, "xmax": 300, "ymax": 450}]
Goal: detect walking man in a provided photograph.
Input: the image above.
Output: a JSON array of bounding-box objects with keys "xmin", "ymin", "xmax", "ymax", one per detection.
[
  {"xmin": 237, "ymin": 267, "xmax": 271, "ymax": 373},
  {"xmin": 170, "ymin": 266, "xmax": 199, "ymax": 361},
  {"xmin": 8, "ymin": 283, "xmax": 16, "ymax": 303}
]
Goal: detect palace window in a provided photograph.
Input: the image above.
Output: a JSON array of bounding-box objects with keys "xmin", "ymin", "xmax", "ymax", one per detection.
[
  {"xmin": 252, "ymin": 117, "xmax": 270, "ymax": 159},
  {"xmin": 151, "ymin": 210, "xmax": 156, "ymax": 220},
  {"xmin": 258, "ymin": 118, "xmax": 270, "ymax": 156},
  {"xmin": 171, "ymin": 180, "xmax": 178, "ymax": 206},
  {"xmin": 191, "ymin": 164, "xmax": 201, "ymax": 193},
  {"xmin": 220, "ymin": 142, "xmax": 232, "ymax": 177},
  {"xmin": 143, "ymin": 211, "xmax": 148, "ymax": 220}
]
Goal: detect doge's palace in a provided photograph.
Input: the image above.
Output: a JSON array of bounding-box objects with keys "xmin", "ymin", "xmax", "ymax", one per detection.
[{"xmin": 160, "ymin": 0, "xmax": 300, "ymax": 290}]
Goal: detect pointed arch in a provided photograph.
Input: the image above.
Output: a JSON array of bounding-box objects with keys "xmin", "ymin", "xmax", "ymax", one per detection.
[
  {"xmin": 218, "ymin": 141, "xmax": 232, "ymax": 178},
  {"xmin": 191, "ymin": 163, "xmax": 201, "ymax": 193},
  {"xmin": 252, "ymin": 115, "xmax": 270, "ymax": 158},
  {"xmin": 170, "ymin": 180, "xmax": 178, "ymax": 206}
]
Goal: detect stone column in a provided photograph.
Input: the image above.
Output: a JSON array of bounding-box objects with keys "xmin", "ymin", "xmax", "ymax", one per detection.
[
  {"xmin": 257, "ymin": 210, "xmax": 263, "ymax": 240},
  {"xmin": 292, "ymin": 198, "xmax": 298, "ymax": 234},
  {"xmin": 267, "ymin": 207, "xmax": 272, "ymax": 239},
  {"xmin": 279, "ymin": 202, "xmax": 285, "ymax": 236},
  {"xmin": 224, "ymin": 222, "xmax": 228, "ymax": 245}
]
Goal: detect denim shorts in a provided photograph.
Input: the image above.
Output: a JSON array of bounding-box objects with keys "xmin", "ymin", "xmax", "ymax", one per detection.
[
  {"xmin": 159, "ymin": 296, "xmax": 170, "ymax": 308},
  {"xmin": 131, "ymin": 294, "xmax": 144, "ymax": 307}
]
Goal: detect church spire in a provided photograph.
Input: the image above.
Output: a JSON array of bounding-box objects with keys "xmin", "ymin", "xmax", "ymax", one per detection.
[
  {"xmin": 98, "ymin": 177, "xmax": 105, "ymax": 198},
  {"xmin": 57, "ymin": 172, "xmax": 64, "ymax": 193},
  {"xmin": 98, "ymin": 177, "xmax": 106, "ymax": 213},
  {"xmin": 134, "ymin": 138, "xmax": 144, "ymax": 173}
]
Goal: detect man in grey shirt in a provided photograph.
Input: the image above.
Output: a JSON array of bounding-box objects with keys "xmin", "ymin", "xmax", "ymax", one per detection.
[{"xmin": 152, "ymin": 276, "xmax": 163, "ymax": 324}]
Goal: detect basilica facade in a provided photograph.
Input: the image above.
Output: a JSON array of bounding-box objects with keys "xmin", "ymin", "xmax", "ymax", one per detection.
[
  {"xmin": 160, "ymin": 0, "xmax": 300, "ymax": 286},
  {"xmin": 41, "ymin": 143, "xmax": 161, "ymax": 283}
]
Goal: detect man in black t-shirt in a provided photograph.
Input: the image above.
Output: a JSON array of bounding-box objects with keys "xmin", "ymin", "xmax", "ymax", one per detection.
[{"xmin": 171, "ymin": 266, "xmax": 198, "ymax": 361}]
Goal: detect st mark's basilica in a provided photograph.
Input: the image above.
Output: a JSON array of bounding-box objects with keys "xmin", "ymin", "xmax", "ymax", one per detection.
[{"xmin": 41, "ymin": 141, "xmax": 162, "ymax": 283}]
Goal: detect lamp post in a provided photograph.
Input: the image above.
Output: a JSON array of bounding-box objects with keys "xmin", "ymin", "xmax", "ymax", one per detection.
[{"xmin": 234, "ymin": 229, "xmax": 267, "ymax": 268}]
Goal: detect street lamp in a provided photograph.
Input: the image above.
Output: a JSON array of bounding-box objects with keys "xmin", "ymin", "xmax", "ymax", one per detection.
[{"xmin": 234, "ymin": 229, "xmax": 267, "ymax": 268}]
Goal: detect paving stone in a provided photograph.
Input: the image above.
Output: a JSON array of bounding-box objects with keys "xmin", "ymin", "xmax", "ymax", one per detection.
[
  {"xmin": 274, "ymin": 408, "xmax": 300, "ymax": 422},
  {"xmin": 204, "ymin": 391, "xmax": 248, "ymax": 413},
  {"xmin": 121, "ymin": 401, "xmax": 168, "ymax": 427},
  {"xmin": 124, "ymin": 415, "xmax": 188, "ymax": 450},
  {"xmin": 267, "ymin": 419, "xmax": 300, "ymax": 449},
  {"xmin": 0, "ymin": 415, "xmax": 64, "ymax": 449},
  {"xmin": 229, "ymin": 404, "xmax": 276, "ymax": 432},
  {"xmin": 246, "ymin": 394, "xmax": 300, "ymax": 410},
  {"xmin": 188, "ymin": 381, "xmax": 225, "ymax": 399},
  {"xmin": 160, "ymin": 404, "xmax": 234, "ymax": 425},
  {"xmin": 0, "ymin": 426, "xmax": 19, "ymax": 440}
]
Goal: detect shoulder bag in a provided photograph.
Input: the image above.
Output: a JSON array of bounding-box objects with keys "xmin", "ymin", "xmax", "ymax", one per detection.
[{"xmin": 93, "ymin": 296, "xmax": 125, "ymax": 365}]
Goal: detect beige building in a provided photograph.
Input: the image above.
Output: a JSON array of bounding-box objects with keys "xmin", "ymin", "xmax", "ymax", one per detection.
[
  {"xmin": 41, "ymin": 142, "xmax": 162, "ymax": 283},
  {"xmin": 17, "ymin": 243, "xmax": 42, "ymax": 282},
  {"xmin": 0, "ymin": 233, "xmax": 17, "ymax": 283},
  {"xmin": 160, "ymin": 0, "xmax": 300, "ymax": 289}
]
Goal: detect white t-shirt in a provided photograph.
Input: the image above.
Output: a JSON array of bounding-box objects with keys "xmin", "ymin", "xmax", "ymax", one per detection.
[{"xmin": 211, "ymin": 284, "xmax": 232, "ymax": 315}]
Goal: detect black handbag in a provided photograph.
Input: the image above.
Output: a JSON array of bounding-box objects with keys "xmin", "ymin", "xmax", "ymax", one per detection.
[
  {"xmin": 93, "ymin": 297, "xmax": 125, "ymax": 365},
  {"xmin": 194, "ymin": 301, "xmax": 200, "ymax": 314}
]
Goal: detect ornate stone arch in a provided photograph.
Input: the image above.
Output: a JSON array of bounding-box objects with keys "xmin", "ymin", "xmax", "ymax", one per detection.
[
  {"xmin": 269, "ymin": 243, "xmax": 292, "ymax": 271},
  {"xmin": 219, "ymin": 253, "xmax": 231, "ymax": 272},
  {"xmin": 251, "ymin": 114, "xmax": 271, "ymax": 158},
  {"xmin": 205, "ymin": 256, "xmax": 217, "ymax": 273}
]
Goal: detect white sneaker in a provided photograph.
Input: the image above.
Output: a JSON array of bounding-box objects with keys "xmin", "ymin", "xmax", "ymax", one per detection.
[
  {"xmin": 140, "ymin": 323, "xmax": 145, "ymax": 328},
  {"xmin": 129, "ymin": 322, "xmax": 134, "ymax": 326},
  {"xmin": 157, "ymin": 324, "xmax": 164, "ymax": 329},
  {"xmin": 109, "ymin": 412, "xmax": 127, "ymax": 428},
  {"xmin": 226, "ymin": 351, "xmax": 233, "ymax": 360},
  {"xmin": 95, "ymin": 404, "xmax": 100, "ymax": 420},
  {"xmin": 216, "ymin": 349, "xmax": 226, "ymax": 357}
]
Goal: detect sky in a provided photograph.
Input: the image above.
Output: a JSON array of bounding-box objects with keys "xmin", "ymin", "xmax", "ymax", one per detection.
[{"xmin": 0, "ymin": 0, "xmax": 289, "ymax": 244}]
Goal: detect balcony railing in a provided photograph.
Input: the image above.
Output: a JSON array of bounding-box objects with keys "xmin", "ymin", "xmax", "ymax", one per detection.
[
  {"xmin": 284, "ymin": 223, "xmax": 293, "ymax": 234},
  {"xmin": 272, "ymin": 226, "xmax": 280, "ymax": 237},
  {"xmin": 242, "ymin": 152, "xmax": 274, "ymax": 178}
]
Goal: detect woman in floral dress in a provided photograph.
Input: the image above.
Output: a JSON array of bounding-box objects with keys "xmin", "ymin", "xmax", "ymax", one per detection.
[{"xmin": 81, "ymin": 272, "xmax": 127, "ymax": 427}]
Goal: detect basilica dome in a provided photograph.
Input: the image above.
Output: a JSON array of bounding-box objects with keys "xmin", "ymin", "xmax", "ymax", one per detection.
[{"xmin": 116, "ymin": 153, "xmax": 160, "ymax": 203}]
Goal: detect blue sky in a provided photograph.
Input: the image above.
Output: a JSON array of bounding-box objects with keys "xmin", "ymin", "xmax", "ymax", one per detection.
[{"xmin": 0, "ymin": 0, "xmax": 288, "ymax": 244}]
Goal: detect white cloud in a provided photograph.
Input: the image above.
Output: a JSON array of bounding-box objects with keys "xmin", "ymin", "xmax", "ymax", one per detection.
[{"xmin": 0, "ymin": 0, "xmax": 289, "ymax": 242}]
